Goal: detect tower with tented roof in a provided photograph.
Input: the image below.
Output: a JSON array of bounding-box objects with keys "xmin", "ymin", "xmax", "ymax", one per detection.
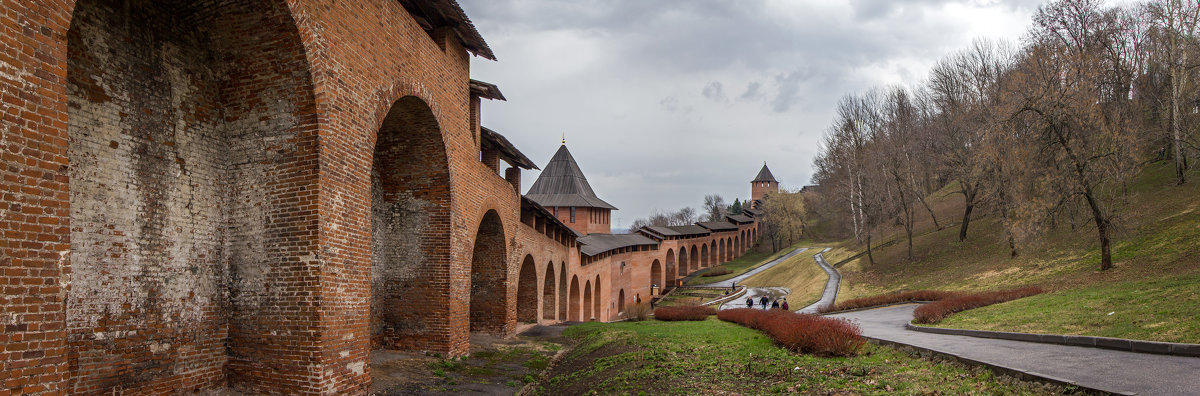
[
  {"xmin": 525, "ymin": 142, "xmax": 617, "ymax": 234},
  {"xmin": 750, "ymin": 162, "xmax": 779, "ymax": 208}
]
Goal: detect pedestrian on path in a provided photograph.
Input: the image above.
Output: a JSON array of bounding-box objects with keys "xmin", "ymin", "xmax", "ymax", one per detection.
[
  {"xmin": 745, "ymin": 297, "xmax": 753, "ymax": 308},
  {"xmin": 759, "ymin": 296, "xmax": 769, "ymax": 309},
  {"xmin": 771, "ymin": 300, "xmax": 780, "ymax": 309},
  {"xmin": 781, "ymin": 300, "xmax": 789, "ymax": 311}
]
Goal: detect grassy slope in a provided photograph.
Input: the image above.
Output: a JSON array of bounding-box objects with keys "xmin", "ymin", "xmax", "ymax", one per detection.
[
  {"xmin": 533, "ymin": 318, "xmax": 1064, "ymax": 395},
  {"xmin": 832, "ymin": 161, "xmax": 1200, "ymax": 343},
  {"xmin": 684, "ymin": 245, "xmax": 800, "ymax": 285},
  {"xmin": 740, "ymin": 247, "xmax": 824, "ymax": 305}
]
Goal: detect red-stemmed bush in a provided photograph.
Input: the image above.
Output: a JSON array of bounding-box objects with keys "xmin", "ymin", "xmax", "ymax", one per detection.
[
  {"xmin": 653, "ymin": 305, "xmax": 717, "ymax": 321},
  {"xmin": 717, "ymin": 308, "xmax": 864, "ymax": 357},
  {"xmin": 817, "ymin": 290, "xmax": 960, "ymax": 313},
  {"xmin": 913, "ymin": 286, "xmax": 1044, "ymax": 324}
]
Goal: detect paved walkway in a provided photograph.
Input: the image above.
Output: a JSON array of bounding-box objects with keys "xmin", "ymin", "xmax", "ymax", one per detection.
[
  {"xmin": 694, "ymin": 247, "xmax": 808, "ymax": 288},
  {"xmin": 718, "ymin": 287, "xmax": 789, "ymax": 310},
  {"xmin": 827, "ymin": 304, "xmax": 1200, "ymax": 395},
  {"xmin": 796, "ymin": 248, "xmax": 837, "ymax": 314}
]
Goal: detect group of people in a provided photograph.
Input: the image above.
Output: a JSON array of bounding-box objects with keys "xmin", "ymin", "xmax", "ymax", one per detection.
[{"xmin": 745, "ymin": 295, "xmax": 788, "ymax": 310}]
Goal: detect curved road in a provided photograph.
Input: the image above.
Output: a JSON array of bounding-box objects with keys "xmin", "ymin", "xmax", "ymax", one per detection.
[
  {"xmin": 796, "ymin": 248, "xmax": 837, "ymax": 314},
  {"xmin": 828, "ymin": 304, "xmax": 1200, "ymax": 395},
  {"xmin": 694, "ymin": 247, "xmax": 808, "ymax": 288}
]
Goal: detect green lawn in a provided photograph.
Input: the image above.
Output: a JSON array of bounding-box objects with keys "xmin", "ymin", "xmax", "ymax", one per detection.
[
  {"xmin": 740, "ymin": 248, "xmax": 824, "ymax": 306},
  {"xmin": 531, "ymin": 318, "xmax": 1068, "ymax": 395},
  {"xmin": 654, "ymin": 287, "xmax": 730, "ymax": 307},
  {"xmin": 824, "ymin": 162, "xmax": 1200, "ymax": 342},
  {"xmin": 685, "ymin": 245, "xmax": 801, "ymax": 285},
  {"xmin": 934, "ymin": 272, "xmax": 1200, "ymax": 343}
]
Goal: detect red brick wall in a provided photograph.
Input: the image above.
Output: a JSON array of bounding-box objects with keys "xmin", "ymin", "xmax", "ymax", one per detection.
[{"xmin": 1, "ymin": 0, "xmax": 765, "ymax": 393}]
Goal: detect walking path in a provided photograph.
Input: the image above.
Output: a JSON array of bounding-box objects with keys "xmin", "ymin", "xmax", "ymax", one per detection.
[
  {"xmin": 693, "ymin": 247, "xmax": 808, "ymax": 288},
  {"xmin": 827, "ymin": 304, "xmax": 1200, "ymax": 395},
  {"xmin": 718, "ymin": 287, "xmax": 789, "ymax": 310},
  {"xmin": 796, "ymin": 248, "xmax": 837, "ymax": 314}
]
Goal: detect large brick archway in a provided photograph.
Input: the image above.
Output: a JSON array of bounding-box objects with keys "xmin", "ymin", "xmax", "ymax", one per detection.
[
  {"xmin": 371, "ymin": 95, "xmax": 452, "ymax": 352},
  {"xmin": 678, "ymin": 248, "xmax": 689, "ymax": 277},
  {"xmin": 665, "ymin": 249, "xmax": 677, "ymax": 286},
  {"xmin": 64, "ymin": 0, "xmax": 319, "ymax": 393},
  {"xmin": 569, "ymin": 275, "xmax": 581, "ymax": 321},
  {"xmin": 516, "ymin": 255, "xmax": 538, "ymax": 323},
  {"xmin": 543, "ymin": 262, "xmax": 556, "ymax": 321},
  {"xmin": 558, "ymin": 262, "xmax": 568, "ymax": 320},
  {"xmin": 470, "ymin": 210, "xmax": 509, "ymax": 333}
]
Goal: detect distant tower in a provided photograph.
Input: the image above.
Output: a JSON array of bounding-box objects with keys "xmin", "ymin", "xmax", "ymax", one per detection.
[
  {"xmin": 750, "ymin": 162, "xmax": 779, "ymax": 208},
  {"xmin": 525, "ymin": 143, "xmax": 617, "ymax": 235}
]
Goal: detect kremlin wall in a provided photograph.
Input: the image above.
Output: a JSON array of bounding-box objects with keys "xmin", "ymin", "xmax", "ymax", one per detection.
[{"xmin": 0, "ymin": 0, "xmax": 777, "ymax": 393}]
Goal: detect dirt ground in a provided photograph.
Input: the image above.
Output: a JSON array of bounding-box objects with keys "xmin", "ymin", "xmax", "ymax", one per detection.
[{"xmin": 370, "ymin": 324, "xmax": 571, "ymax": 395}]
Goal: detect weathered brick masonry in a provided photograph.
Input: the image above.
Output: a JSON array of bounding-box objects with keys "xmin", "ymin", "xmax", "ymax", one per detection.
[{"xmin": 1, "ymin": 0, "xmax": 764, "ymax": 394}]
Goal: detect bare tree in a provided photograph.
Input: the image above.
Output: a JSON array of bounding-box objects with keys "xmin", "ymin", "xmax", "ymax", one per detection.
[
  {"xmin": 1146, "ymin": 0, "xmax": 1200, "ymax": 184},
  {"xmin": 1010, "ymin": 0, "xmax": 1145, "ymax": 270},
  {"xmin": 702, "ymin": 194, "xmax": 727, "ymax": 222}
]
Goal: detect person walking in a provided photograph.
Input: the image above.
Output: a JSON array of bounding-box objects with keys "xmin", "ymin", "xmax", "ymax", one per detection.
[
  {"xmin": 745, "ymin": 296, "xmax": 754, "ymax": 309},
  {"xmin": 770, "ymin": 300, "xmax": 780, "ymax": 309},
  {"xmin": 759, "ymin": 295, "xmax": 769, "ymax": 309},
  {"xmin": 781, "ymin": 300, "xmax": 789, "ymax": 311}
]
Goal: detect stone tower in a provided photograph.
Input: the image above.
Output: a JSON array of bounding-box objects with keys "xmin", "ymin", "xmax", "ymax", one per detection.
[
  {"xmin": 526, "ymin": 143, "xmax": 617, "ymax": 234},
  {"xmin": 751, "ymin": 163, "xmax": 779, "ymax": 208}
]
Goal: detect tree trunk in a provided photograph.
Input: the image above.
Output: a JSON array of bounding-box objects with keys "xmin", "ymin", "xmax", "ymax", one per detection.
[
  {"xmin": 865, "ymin": 232, "xmax": 875, "ymax": 265},
  {"xmin": 1171, "ymin": 38, "xmax": 1187, "ymax": 185},
  {"xmin": 1083, "ymin": 187, "xmax": 1113, "ymax": 271},
  {"xmin": 918, "ymin": 195, "xmax": 941, "ymax": 230},
  {"xmin": 958, "ymin": 183, "xmax": 977, "ymax": 242}
]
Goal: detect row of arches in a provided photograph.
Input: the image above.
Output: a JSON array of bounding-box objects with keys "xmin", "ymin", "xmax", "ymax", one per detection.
[{"xmin": 514, "ymin": 255, "xmax": 604, "ymax": 323}]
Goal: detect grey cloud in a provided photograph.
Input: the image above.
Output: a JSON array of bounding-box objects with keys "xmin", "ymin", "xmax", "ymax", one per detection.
[
  {"xmin": 702, "ymin": 81, "xmax": 726, "ymax": 102},
  {"xmin": 459, "ymin": 0, "xmax": 1037, "ymax": 229},
  {"xmin": 740, "ymin": 82, "xmax": 763, "ymax": 101}
]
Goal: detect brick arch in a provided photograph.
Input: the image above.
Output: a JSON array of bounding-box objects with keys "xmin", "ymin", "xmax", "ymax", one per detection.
[
  {"xmin": 593, "ymin": 275, "xmax": 602, "ymax": 321},
  {"xmin": 583, "ymin": 279, "xmax": 593, "ymax": 320},
  {"xmin": 726, "ymin": 237, "xmax": 734, "ymax": 261},
  {"xmin": 690, "ymin": 245, "xmax": 700, "ymax": 271},
  {"xmin": 719, "ymin": 239, "xmax": 727, "ymax": 264},
  {"xmin": 650, "ymin": 259, "xmax": 662, "ymax": 292},
  {"xmin": 470, "ymin": 210, "xmax": 508, "ymax": 334},
  {"xmin": 516, "ymin": 255, "xmax": 538, "ymax": 323},
  {"xmin": 64, "ymin": 0, "xmax": 321, "ymax": 393},
  {"xmin": 677, "ymin": 247, "xmax": 688, "ymax": 277},
  {"xmin": 559, "ymin": 262, "xmax": 568, "ymax": 320},
  {"xmin": 370, "ymin": 94, "xmax": 453, "ymax": 352},
  {"xmin": 701, "ymin": 244, "xmax": 710, "ymax": 268},
  {"xmin": 664, "ymin": 249, "xmax": 677, "ymax": 287},
  {"xmin": 543, "ymin": 262, "xmax": 556, "ymax": 321},
  {"xmin": 618, "ymin": 289, "xmax": 626, "ymax": 313},
  {"xmin": 735, "ymin": 235, "xmax": 741, "ymax": 257},
  {"xmin": 569, "ymin": 275, "xmax": 581, "ymax": 322}
]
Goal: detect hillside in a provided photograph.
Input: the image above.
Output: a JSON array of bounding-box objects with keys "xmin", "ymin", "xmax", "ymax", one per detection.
[{"xmin": 818, "ymin": 161, "xmax": 1200, "ymax": 343}]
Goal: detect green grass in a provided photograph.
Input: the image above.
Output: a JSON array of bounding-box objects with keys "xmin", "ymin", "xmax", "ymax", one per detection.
[
  {"xmin": 933, "ymin": 272, "xmax": 1200, "ymax": 343},
  {"xmin": 654, "ymin": 287, "xmax": 731, "ymax": 307},
  {"xmin": 685, "ymin": 245, "xmax": 802, "ymax": 285},
  {"xmin": 532, "ymin": 318, "xmax": 1068, "ymax": 395},
  {"xmin": 818, "ymin": 161, "xmax": 1200, "ymax": 343}
]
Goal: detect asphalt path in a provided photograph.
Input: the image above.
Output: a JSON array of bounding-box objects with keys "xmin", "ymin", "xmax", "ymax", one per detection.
[
  {"xmin": 827, "ymin": 304, "xmax": 1200, "ymax": 395},
  {"xmin": 796, "ymin": 248, "xmax": 837, "ymax": 314},
  {"xmin": 694, "ymin": 247, "xmax": 808, "ymax": 288},
  {"xmin": 719, "ymin": 286, "xmax": 790, "ymax": 310}
]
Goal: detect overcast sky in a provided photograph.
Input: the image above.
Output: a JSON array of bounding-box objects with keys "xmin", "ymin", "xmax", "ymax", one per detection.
[{"xmin": 459, "ymin": 0, "xmax": 1048, "ymax": 232}]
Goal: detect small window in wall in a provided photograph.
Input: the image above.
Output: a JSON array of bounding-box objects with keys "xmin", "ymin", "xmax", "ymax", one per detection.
[{"xmin": 570, "ymin": 207, "xmax": 576, "ymax": 223}]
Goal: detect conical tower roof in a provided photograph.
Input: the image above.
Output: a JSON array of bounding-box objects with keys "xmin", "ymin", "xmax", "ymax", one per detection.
[
  {"xmin": 525, "ymin": 145, "xmax": 617, "ymax": 210},
  {"xmin": 752, "ymin": 163, "xmax": 778, "ymax": 183}
]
